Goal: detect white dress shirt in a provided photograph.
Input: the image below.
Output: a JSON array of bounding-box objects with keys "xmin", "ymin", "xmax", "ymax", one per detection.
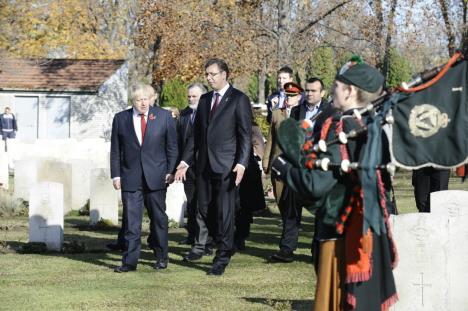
[
  {"xmin": 133, "ymin": 108, "xmax": 148, "ymax": 146},
  {"xmin": 211, "ymin": 83, "xmax": 230, "ymax": 109},
  {"xmin": 305, "ymin": 101, "xmax": 322, "ymax": 127}
]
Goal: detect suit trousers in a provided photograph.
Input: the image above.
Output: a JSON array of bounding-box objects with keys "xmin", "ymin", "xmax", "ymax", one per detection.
[
  {"xmin": 183, "ymin": 168, "xmax": 197, "ymax": 242},
  {"xmin": 278, "ymin": 186, "xmax": 302, "ymax": 253},
  {"xmin": 117, "ymin": 205, "xmax": 154, "ymax": 249},
  {"xmin": 194, "ymin": 168, "xmax": 237, "ymax": 267},
  {"xmin": 412, "ymin": 168, "xmax": 450, "ymax": 213},
  {"xmin": 121, "ymin": 188, "xmax": 168, "ymax": 267}
]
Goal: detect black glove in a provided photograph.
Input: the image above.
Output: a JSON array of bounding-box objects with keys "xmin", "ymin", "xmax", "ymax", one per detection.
[{"xmin": 271, "ymin": 155, "xmax": 292, "ymax": 181}]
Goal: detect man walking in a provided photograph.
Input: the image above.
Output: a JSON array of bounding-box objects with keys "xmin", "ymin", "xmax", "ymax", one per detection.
[
  {"xmin": 176, "ymin": 58, "xmax": 252, "ymax": 276},
  {"xmin": 177, "ymin": 83, "xmax": 207, "ymax": 245},
  {"xmin": 111, "ymin": 83, "xmax": 178, "ymax": 272}
]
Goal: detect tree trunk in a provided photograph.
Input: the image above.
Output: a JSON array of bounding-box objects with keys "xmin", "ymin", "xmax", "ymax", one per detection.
[
  {"xmin": 381, "ymin": 0, "xmax": 398, "ymax": 78},
  {"xmin": 374, "ymin": 0, "xmax": 385, "ymax": 67},
  {"xmin": 258, "ymin": 59, "xmax": 267, "ymax": 104},
  {"xmin": 438, "ymin": 0, "xmax": 456, "ymax": 55},
  {"xmin": 277, "ymin": 0, "xmax": 290, "ymax": 65}
]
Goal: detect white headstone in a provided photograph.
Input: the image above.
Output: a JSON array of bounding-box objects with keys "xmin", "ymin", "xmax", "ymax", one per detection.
[
  {"xmin": 0, "ymin": 151, "xmax": 8, "ymax": 189},
  {"xmin": 431, "ymin": 190, "xmax": 468, "ymax": 310},
  {"xmin": 165, "ymin": 182, "xmax": 186, "ymax": 226},
  {"xmin": 89, "ymin": 168, "xmax": 118, "ymax": 225},
  {"xmin": 390, "ymin": 213, "xmax": 450, "ymax": 311},
  {"xmin": 37, "ymin": 159, "xmax": 72, "ymax": 214},
  {"xmin": 14, "ymin": 159, "xmax": 38, "ymax": 200},
  {"xmin": 29, "ymin": 182, "xmax": 64, "ymax": 251},
  {"xmin": 70, "ymin": 159, "xmax": 92, "ymax": 211}
]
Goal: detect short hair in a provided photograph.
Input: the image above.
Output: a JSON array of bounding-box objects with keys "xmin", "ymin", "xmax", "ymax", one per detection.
[
  {"xmin": 187, "ymin": 82, "xmax": 207, "ymax": 94},
  {"xmin": 305, "ymin": 77, "xmax": 324, "ymax": 91},
  {"xmin": 205, "ymin": 58, "xmax": 229, "ymax": 77},
  {"xmin": 277, "ymin": 66, "xmax": 293, "ymax": 77},
  {"xmin": 355, "ymin": 86, "xmax": 383, "ymax": 105},
  {"xmin": 130, "ymin": 83, "xmax": 153, "ymax": 102}
]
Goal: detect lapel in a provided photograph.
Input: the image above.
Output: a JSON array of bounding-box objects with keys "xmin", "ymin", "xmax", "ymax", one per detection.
[
  {"xmin": 126, "ymin": 108, "xmax": 140, "ymax": 145},
  {"xmin": 300, "ymin": 103, "xmax": 306, "ymax": 120},
  {"xmin": 142, "ymin": 106, "xmax": 158, "ymax": 147},
  {"xmin": 209, "ymin": 85, "xmax": 233, "ymax": 124},
  {"xmin": 184, "ymin": 109, "xmax": 193, "ymax": 139}
]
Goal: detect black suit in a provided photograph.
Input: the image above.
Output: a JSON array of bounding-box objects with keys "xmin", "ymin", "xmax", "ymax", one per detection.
[
  {"xmin": 278, "ymin": 101, "xmax": 334, "ymax": 254},
  {"xmin": 177, "ymin": 107, "xmax": 198, "ymax": 242},
  {"xmin": 110, "ymin": 106, "xmax": 178, "ymax": 267},
  {"xmin": 183, "ymin": 85, "xmax": 252, "ymax": 268}
]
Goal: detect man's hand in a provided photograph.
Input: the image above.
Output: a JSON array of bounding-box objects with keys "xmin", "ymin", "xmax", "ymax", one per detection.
[
  {"xmin": 271, "ymin": 96, "xmax": 279, "ymax": 107},
  {"xmin": 175, "ymin": 162, "xmax": 188, "ymax": 182},
  {"xmin": 233, "ymin": 164, "xmax": 245, "ymax": 186},
  {"xmin": 113, "ymin": 179, "xmax": 121, "ymax": 190},
  {"xmin": 165, "ymin": 174, "xmax": 175, "ymax": 184}
]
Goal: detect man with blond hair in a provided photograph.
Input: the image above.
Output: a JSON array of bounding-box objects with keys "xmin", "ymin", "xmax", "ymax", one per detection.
[{"xmin": 111, "ymin": 83, "xmax": 178, "ymax": 272}]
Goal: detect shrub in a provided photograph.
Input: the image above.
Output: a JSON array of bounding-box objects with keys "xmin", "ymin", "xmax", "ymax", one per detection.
[
  {"xmin": 160, "ymin": 78, "xmax": 187, "ymax": 110},
  {"xmin": 0, "ymin": 189, "xmax": 28, "ymax": 217}
]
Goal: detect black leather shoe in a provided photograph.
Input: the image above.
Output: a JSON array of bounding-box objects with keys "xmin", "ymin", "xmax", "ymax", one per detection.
[
  {"xmin": 207, "ymin": 264, "xmax": 225, "ymax": 276},
  {"xmin": 113, "ymin": 265, "xmax": 136, "ymax": 273},
  {"xmin": 178, "ymin": 238, "xmax": 194, "ymax": 245},
  {"xmin": 154, "ymin": 259, "xmax": 168, "ymax": 270},
  {"xmin": 269, "ymin": 250, "xmax": 294, "ymax": 263},
  {"xmin": 183, "ymin": 251, "xmax": 203, "ymax": 262},
  {"xmin": 106, "ymin": 243, "xmax": 125, "ymax": 252}
]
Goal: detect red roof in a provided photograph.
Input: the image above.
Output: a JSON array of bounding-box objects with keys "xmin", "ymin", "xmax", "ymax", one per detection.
[{"xmin": 0, "ymin": 59, "xmax": 125, "ymax": 92}]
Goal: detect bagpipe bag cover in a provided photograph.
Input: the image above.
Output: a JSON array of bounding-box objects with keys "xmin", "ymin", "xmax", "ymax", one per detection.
[{"xmin": 391, "ymin": 60, "xmax": 468, "ymax": 169}]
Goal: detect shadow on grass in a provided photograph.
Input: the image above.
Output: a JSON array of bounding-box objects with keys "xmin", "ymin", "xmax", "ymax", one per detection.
[
  {"xmin": 5, "ymin": 211, "xmax": 316, "ymax": 270},
  {"xmin": 243, "ymin": 297, "xmax": 314, "ymax": 310}
]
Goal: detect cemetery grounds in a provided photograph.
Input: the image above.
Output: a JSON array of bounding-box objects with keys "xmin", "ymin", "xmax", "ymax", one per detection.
[{"xmin": 1, "ymin": 171, "xmax": 467, "ymax": 310}]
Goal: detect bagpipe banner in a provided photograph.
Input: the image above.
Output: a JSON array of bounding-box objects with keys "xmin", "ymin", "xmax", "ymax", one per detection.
[{"xmin": 390, "ymin": 59, "xmax": 468, "ymax": 169}]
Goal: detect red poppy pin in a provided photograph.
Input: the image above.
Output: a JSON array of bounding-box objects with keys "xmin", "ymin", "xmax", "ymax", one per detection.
[{"xmin": 149, "ymin": 113, "xmax": 155, "ymax": 120}]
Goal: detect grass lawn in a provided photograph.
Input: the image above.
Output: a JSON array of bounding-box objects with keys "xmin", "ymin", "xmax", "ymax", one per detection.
[{"xmin": 1, "ymin": 172, "xmax": 467, "ymax": 310}]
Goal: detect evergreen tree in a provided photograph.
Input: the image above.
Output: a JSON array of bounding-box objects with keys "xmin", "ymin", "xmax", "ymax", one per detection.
[
  {"xmin": 308, "ymin": 46, "xmax": 336, "ymax": 92},
  {"xmin": 386, "ymin": 48, "xmax": 412, "ymax": 88},
  {"xmin": 160, "ymin": 78, "xmax": 187, "ymax": 109},
  {"xmin": 247, "ymin": 73, "xmax": 259, "ymax": 103}
]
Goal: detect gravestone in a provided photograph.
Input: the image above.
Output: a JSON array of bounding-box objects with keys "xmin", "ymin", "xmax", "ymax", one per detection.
[
  {"xmin": 14, "ymin": 159, "xmax": 38, "ymax": 200},
  {"xmin": 165, "ymin": 182, "xmax": 186, "ymax": 226},
  {"xmin": 89, "ymin": 168, "xmax": 118, "ymax": 225},
  {"xmin": 29, "ymin": 182, "xmax": 64, "ymax": 251},
  {"xmin": 390, "ymin": 213, "xmax": 450, "ymax": 311},
  {"xmin": 70, "ymin": 159, "xmax": 92, "ymax": 211},
  {"xmin": 37, "ymin": 159, "xmax": 72, "ymax": 214},
  {"xmin": 431, "ymin": 190, "xmax": 468, "ymax": 310},
  {"xmin": 0, "ymin": 151, "xmax": 8, "ymax": 189}
]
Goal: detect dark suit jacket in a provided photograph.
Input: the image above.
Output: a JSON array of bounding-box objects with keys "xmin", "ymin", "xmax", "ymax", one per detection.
[
  {"xmin": 110, "ymin": 106, "xmax": 178, "ymax": 191},
  {"xmin": 182, "ymin": 85, "xmax": 252, "ymax": 174},
  {"xmin": 290, "ymin": 100, "xmax": 335, "ymax": 140},
  {"xmin": 177, "ymin": 107, "xmax": 195, "ymax": 162}
]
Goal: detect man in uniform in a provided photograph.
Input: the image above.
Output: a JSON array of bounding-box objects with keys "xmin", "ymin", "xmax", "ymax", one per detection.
[{"xmin": 263, "ymin": 82, "xmax": 303, "ymax": 262}]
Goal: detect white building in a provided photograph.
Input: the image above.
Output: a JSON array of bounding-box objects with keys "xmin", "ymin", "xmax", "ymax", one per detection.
[{"xmin": 0, "ymin": 59, "xmax": 128, "ymax": 141}]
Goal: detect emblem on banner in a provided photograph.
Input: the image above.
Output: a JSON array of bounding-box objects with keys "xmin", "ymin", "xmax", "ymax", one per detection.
[{"xmin": 408, "ymin": 104, "xmax": 450, "ymax": 138}]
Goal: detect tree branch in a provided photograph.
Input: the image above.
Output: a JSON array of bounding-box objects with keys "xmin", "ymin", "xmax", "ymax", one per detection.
[
  {"xmin": 298, "ymin": 0, "xmax": 354, "ymax": 34},
  {"xmin": 316, "ymin": 22, "xmax": 377, "ymax": 46},
  {"xmin": 253, "ymin": 21, "xmax": 278, "ymax": 39}
]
